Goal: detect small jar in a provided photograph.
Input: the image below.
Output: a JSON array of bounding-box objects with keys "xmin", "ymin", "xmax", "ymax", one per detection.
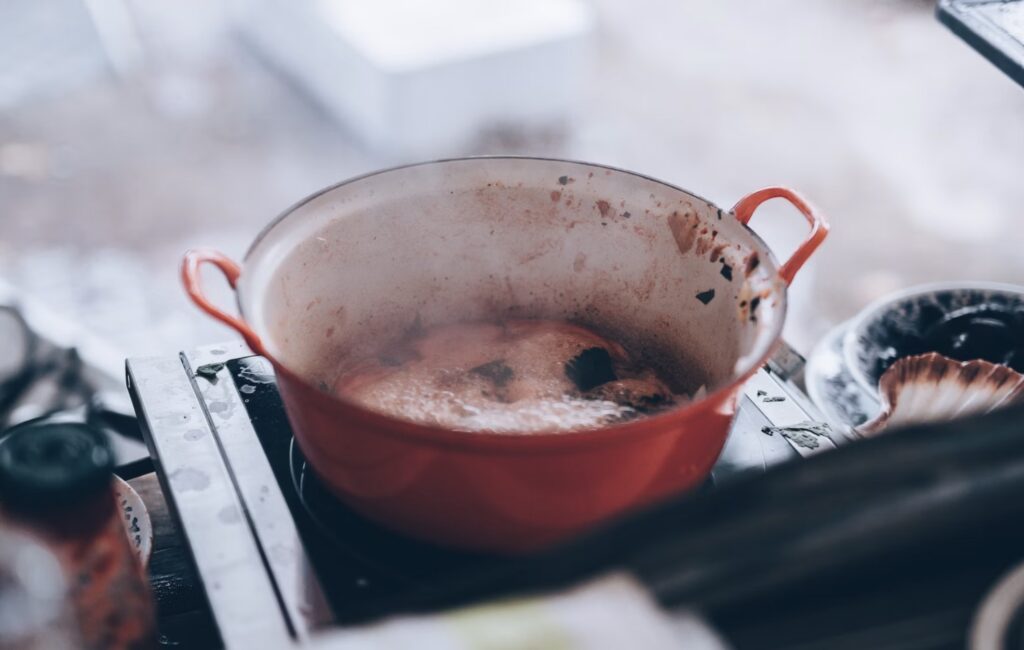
[{"xmin": 0, "ymin": 423, "xmax": 155, "ymax": 650}]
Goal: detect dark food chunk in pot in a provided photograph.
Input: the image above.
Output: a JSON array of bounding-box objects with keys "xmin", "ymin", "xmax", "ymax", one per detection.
[{"xmin": 565, "ymin": 347, "xmax": 617, "ymax": 391}]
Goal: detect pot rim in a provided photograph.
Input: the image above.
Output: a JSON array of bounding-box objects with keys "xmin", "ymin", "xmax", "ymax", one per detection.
[
  {"xmin": 842, "ymin": 280, "xmax": 1024, "ymax": 396},
  {"xmin": 244, "ymin": 155, "xmax": 731, "ymax": 261},
  {"xmin": 235, "ymin": 155, "xmax": 791, "ymax": 450}
]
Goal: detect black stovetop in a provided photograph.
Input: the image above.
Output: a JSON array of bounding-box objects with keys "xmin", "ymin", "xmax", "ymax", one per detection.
[{"xmin": 225, "ymin": 355, "xmax": 803, "ymax": 626}]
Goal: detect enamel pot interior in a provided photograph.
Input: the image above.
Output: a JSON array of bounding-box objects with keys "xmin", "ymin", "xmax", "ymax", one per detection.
[{"xmin": 237, "ymin": 157, "xmax": 788, "ymax": 420}]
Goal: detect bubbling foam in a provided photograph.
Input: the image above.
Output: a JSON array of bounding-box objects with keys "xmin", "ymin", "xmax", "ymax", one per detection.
[{"xmin": 333, "ymin": 319, "xmax": 697, "ymax": 433}]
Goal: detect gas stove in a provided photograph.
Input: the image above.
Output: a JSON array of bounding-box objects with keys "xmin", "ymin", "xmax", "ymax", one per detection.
[{"xmin": 126, "ymin": 341, "xmax": 841, "ymax": 648}]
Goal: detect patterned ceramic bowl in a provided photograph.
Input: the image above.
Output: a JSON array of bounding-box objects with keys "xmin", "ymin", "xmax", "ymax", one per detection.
[
  {"xmin": 842, "ymin": 282, "xmax": 1024, "ymax": 399},
  {"xmin": 113, "ymin": 476, "xmax": 152, "ymax": 567}
]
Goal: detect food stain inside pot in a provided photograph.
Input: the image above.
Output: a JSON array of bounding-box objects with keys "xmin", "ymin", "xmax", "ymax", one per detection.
[{"xmin": 332, "ymin": 319, "xmax": 705, "ymax": 433}]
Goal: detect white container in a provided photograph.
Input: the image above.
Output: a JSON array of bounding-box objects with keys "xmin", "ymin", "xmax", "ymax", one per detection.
[{"xmin": 236, "ymin": 0, "xmax": 595, "ymax": 157}]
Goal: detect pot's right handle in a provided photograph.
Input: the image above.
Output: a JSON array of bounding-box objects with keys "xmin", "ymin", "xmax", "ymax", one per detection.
[
  {"xmin": 181, "ymin": 249, "xmax": 266, "ymax": 355},
  {"xmin": 731, "ymin": 187, "xmax": 830, "ymax": 285}
]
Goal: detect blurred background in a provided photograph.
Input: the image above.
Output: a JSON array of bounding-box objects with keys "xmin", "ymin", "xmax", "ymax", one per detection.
[{"xmin": 2, "ymin": 0, "xmax": 1022, "ymax": 367}]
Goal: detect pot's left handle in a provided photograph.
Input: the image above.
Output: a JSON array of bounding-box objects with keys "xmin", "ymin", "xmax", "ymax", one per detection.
[
  {"xmin": 181, "ymin": 249, "xmax": 266, "ymax": 355},
  {"xmin": 731, "ymin": 187, "xmax": 829, "ymax": 285}
]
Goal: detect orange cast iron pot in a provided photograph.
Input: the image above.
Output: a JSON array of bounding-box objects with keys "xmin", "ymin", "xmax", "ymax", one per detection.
[{"xmin": 181, "ymin": 157, "xmax": 828, "ymax": 554}]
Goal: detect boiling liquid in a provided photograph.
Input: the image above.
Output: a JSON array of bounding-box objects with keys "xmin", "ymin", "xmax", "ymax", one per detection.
[{"xmin": 333, "ymin": 320, "xmax": 694, "ymax": 433}]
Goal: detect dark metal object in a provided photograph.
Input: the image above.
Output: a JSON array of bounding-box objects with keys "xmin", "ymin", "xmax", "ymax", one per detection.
[
  {"xmin": 0, "ymin": 306, "xmax": 37, "ymax": 412},
  {"xmin": 0, "ymin": 304, "xmax": 142, "ymax": 442},
  {"xmin": 938, "ymin": 0, "xmax": 1024, "ymax": 88}
]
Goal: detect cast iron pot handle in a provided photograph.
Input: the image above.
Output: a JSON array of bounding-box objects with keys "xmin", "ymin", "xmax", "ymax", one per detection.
[
  {"xmin": 731, "ymin": 187, "xmax": 830, "ymax": 285},
  {"xmin": 181, "ymin": 249, "xmax": 266, "ymax": 355}
]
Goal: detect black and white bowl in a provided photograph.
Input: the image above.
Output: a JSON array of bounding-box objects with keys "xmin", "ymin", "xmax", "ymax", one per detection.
[{"xmin": 842, "ymin": 282, "xmax": 1024, "ymax": 400}]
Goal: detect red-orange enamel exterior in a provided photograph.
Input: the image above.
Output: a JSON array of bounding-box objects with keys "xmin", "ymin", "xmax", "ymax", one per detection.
[{"xmin": 182, "ymin": 180, "xmax": 828, "ymax": 554}]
